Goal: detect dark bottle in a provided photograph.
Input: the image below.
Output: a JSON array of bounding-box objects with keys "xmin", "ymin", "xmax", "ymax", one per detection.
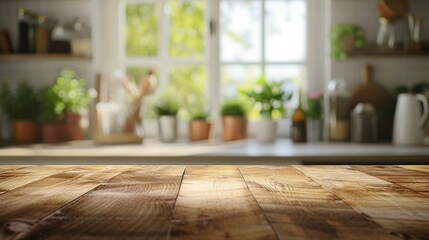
[
  {"xmin": 17, "ymin": 8, "xmax": 37, "ymax": 54},
  {"xmin": 291, "ymin": 89, "xmax": 307, "ymax": 143}
]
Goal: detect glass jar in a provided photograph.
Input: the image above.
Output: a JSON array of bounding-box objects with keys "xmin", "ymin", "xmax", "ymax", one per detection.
[{"xmin": 328, "ymin": 78, "xmax": 351, "ymax": 141}]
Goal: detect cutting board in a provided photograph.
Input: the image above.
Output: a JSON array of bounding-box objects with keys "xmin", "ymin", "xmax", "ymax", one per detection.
[
  {"xmin": 350, "ymin": 65, "xmax": 391, "ymax": 110},
  {"xmin": 351, "ymin": 65, "xmax": 392, "ymax": 140}
]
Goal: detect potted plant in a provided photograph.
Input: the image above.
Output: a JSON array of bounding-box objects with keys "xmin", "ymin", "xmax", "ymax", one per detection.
[
  {"xmin": 305, "ymin": 91, "xmax": 324, "ymax": 142},
  {"xmin": 52, "ymin": 70, "xmax": 96, "ymax": 141},
  {"xmin": 221, "ymin": 99, "xmax": 247, "ymax": 142},
  {"xmin": 331, "ymin": 24, "xmax": 366, "ymax": 60},
  {"xmin": 154, "ymin": 94, "xmax": 179, "ymax": 143},
  {"xmin": 241, "ymin": 76, "xmax": 290, "ymax": 143},
  {"xmin": 40, "ymin": 86, "xmax": 66, "ymax": 143},
  {"xmin": 0, "ymin": 81, "xmax": 40, "ymax": 143},
  {"xmin": 189, "ymin": 108, "xmax": 211, "ymax": 142}
]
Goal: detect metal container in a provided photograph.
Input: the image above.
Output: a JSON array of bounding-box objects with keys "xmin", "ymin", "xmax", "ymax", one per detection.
[{"xmin": 351, "ymin": 103, "xmax": 377, "ymax": 142}]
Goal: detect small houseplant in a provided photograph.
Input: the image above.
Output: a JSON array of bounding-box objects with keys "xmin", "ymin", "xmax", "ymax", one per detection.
[
  {"xmin": 52, "ymin": 70, "xmax": 96, "ymax": 141},
  {"xmin": 188, "ymin": 107, "xmax": 211, "ymax": 142},
  {"xmin": 154, "ymin": 93, "xmax": 180, "ymax": 143},
  {"xmin": 305, "ymin": 91, "xmax": 324, "ymax": 142},
  {"xmin": 331, "ymin": 24, "xmax": 366, "ymax": 60},
  {"xmin": 220, "ymin": 99, "xmax": 247, "ymax": 142},
  {"xmin": 40, "ymin": 86, "xmax": 66, "ymax": 143},
  {"xmin": 241, "ymin": 76, "xmax": 291, "ymax": 143},
  {"xmin": 0, "ymin": 81, "xmax": 40, "ymax": 143}
]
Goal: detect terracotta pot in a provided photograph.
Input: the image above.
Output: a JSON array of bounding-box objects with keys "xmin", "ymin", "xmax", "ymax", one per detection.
[
  {"xmin": 189, "ymin": 120, "xmax": 211, "ymax": 142},
  {"xmin": 222, "ymin": 116, "xmax": 247, "ymax": 142},
  {"xmin": 63, "ymin": 112, "xmax": 88, "ymax": 141},
  {"xmin": 12, "ymin": 120, "xmax": 39, "ymax": 143},
  {"xmin": 342, "ymin": 35, "xmax": 355, "ymax": 53},
  {"xmin": 42, "ymin": 123, "xmax": 66, "ymax": 143}
]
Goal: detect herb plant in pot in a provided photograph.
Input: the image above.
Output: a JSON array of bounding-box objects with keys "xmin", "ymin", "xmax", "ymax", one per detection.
[
  {"xmin": 0, "ymin": 81, "xmax": 40, "ymax": 143},
  {"xmin": 40, "ymin": 86, "xmax": 66, "ymax": 143},
  {"xmin": 52, "ymin": 70, "xmax": 96, "ymax": 141},
  {"xmin": 305, "ymin": 91, "xmax": 324, "ymax": 142},
  {"xmin": 154, "ymin": 95, "xmax": 179, "ymax": 143},
  {"xmin": 221, "ymin": 99, "xmax": 247, "ymax": 142},
  {"xmin": 242, "ymin": 76, "xmax": 290, "ymax": 143},
  {"xmin": 189, "ymin": 108, "xmax": 211, "ymax": 142}
]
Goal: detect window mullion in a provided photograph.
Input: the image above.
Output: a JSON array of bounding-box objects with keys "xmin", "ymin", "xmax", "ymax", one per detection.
[
  {"xmin": 261, "ymin": 0, "xmax": 265, "ymax": 76},
  {"xmin": 159, "ymin": 0, "xmax": 170, "ymax": 88}
]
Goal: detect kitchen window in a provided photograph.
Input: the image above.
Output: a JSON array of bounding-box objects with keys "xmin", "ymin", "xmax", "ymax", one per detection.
[{"xmin": 120, "ymin": 0, "xmax": 307, "ymax": 119}]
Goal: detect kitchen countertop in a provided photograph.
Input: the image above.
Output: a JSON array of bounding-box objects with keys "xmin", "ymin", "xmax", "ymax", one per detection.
[
  {"xmin": 0, "ymin": 165, "xmax": 428, "ymax": 239},
  {"xmin": 0, "ymin": 139, "xmax": 428, "ymax": 165}
]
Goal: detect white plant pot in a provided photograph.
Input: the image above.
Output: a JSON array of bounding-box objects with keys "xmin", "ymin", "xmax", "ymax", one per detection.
[
  {"xmin": 158, "ymin": 116, "xmax": 177, "ymax": 143},
  {"xmin": 256, "ymin": 119, "xmax": 278, "ymax": 143}
]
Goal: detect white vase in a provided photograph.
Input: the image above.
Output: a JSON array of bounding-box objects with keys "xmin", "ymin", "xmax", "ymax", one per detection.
[
  {"xmin": 256, "ymin": 119, "xmax": 277, "ymax": 143},
  {"xmin": 307, "ymin": 119, "xmax": 323, "ymax": 142},
  {"xmin": 158, "ymin": 116, "xmax": 177, "ymax": 143}
]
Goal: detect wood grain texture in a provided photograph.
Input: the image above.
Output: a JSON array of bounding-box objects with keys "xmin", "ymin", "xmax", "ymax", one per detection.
[
  {"xmin": 0, "ymin": 166, "xmax": 73, "ymax": 195},
  {"xmin": 0, "ymin": 165, "xmax": 428, "ymax": 239},
  {"xmin": 355, "ymin": 165, "xmax": 429, "ymax": 198},
  {"xmin": 240, "ymin": 166, "xmax": 398, "ymax": 240},
  {"xmin": 0, "ymin": 166, "xmax": 128, "ymax": 239},
  {"xmin": 17, "ymin": 166, "xmax": 185, "ymax": 240},
  {"xmin": 169, "ymin": 166, "xmax": 277, "ymax": 240},
  {"xmin": 296, "ymin": 165, "xmax": 429, "ymax": 239}
]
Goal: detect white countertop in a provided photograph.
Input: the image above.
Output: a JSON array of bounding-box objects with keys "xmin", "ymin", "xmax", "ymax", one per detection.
[{"xmin": 0, "ymin": 139, "xmax": 428, "ymax": 165}]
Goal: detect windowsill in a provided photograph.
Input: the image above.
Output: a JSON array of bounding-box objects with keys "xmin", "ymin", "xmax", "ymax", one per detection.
[{"xmin": 1, "ymin": 138, "xmax": 428, "ymax": 165}]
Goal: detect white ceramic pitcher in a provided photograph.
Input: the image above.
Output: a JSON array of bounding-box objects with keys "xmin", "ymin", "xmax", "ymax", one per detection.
[{"xmin": 393, "ymin": 93, "xmax": 429, "ymax": 145}]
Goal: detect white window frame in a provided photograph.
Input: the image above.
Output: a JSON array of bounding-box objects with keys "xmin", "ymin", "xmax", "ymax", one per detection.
[{"xmin": 97, "ymin": 0, "xmax": 328, "ymax": 137}]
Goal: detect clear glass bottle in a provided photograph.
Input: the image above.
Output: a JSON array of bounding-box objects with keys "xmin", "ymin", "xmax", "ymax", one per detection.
[{"xmin": 328, "ymin": 79, "xmax": 351, "ymax": 141}]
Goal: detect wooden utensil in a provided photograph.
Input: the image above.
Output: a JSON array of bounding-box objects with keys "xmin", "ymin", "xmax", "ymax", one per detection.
[{"xmin": 350, "ymin": 65, "xmax": 391, "ymax": 110}]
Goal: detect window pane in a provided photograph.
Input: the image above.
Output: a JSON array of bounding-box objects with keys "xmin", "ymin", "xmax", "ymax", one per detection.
[
  {"xmin": 265, "ymin": 65, "xmax": 306, "ymax": 107},
  {"xmin": 126, "ymin": 67, "xmax": 157, "ymax": 83},
  {"xmin": 168, "ymin": 66, "xmax": 207, "ymax": 117},
  {"xmin": 169, "ymin": 1, "xmax": 206, "ymax": 58},
  {"xmin": 221, "ymin": 64, "xmax": 262, "ymax": 98},
  {"xmin": 126, "ymin": 3, "xmax": 159, "ymax": 57},
  {"xmin": 220, "ymin": 1, "xmax": 262, "ymax": 62},
  {"xmin": 265, "ymin": 0, "xmax": 306, "ymax": 62}
]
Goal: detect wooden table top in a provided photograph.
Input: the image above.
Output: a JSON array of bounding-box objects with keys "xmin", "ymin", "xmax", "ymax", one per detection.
[{"xmin": 0, "ymin": 165, "xmax": 428, "ymax": 239}]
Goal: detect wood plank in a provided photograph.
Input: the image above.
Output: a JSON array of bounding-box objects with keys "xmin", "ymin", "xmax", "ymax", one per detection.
[
  {"xmin": 169, "ymin": 166, "xmax": 277, "ymax": 240},
  {"xmin": 0, "ymin": 166, "xmax": 128, "ymax": 239},
  {"xmin": 398, "ymin": 165, "xmax": 429, "ymax": 174},
  {"xmin": 0, "ymin": 166, "xmax": 28, "ymax": 174},
  {"xmin": 354, "ymin": 165, "xmax": 429, "ymax": 197},
  {"xmin": 240, "ymin": 166, "xmax": 398, "ymax": 240},
  {"xmin": 296, "ymin": 165, "xmax": 429, "ymax": 239},
  {"xmin": 0, "ymin": 166, "xmax": 73, "ymax": 195},
  {"xmin": 16, "ymin": 166, "xmax": 185, "ymax": 239}
]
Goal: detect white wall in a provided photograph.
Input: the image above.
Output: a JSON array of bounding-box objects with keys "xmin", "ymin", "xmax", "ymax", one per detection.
[{"xmin": 329, "ymin": 0, "xmax": 429, "ymax": 90}]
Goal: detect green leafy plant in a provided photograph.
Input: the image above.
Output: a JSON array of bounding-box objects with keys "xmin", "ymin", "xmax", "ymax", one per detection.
[
  {"xmin": 52, "ymin": 70, "xmax": 96, "ymax": 113},
  {"xmin": 240, "ymin": 76, "xmax": 291, "ymax": 119},
  {"xmin": 221, "ymin": 99, "xmax": 247, "ymax": 117},
  {"xmin": 331, "ymin": 24, "xmax": 366, "ymax": 60},
  {"xmin": 305, "ymin": 92, "xmax": 324, "ymax": 120},
  {"xmin": 154, "ymin": 94, "xmax": 180, "ymax": 116},
  {"xmin": 190, "ymin": 110, "xmax": 209, "ymax": 121},
  {"xmin": 0, "ymin": 80, "xmax": 40, "ymax": 120},
  {"xmin": 40, "ymin": 86, "xmax": 66, "ymax": 123}
]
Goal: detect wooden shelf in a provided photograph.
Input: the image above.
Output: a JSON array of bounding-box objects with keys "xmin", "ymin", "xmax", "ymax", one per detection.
[
  {"xmin": 0, "ymin": 54, "xmax": 92, "ymax": 63},
  {"xmin": 345, "ymin": 42, "xmax": 429, "ymax": 58}
]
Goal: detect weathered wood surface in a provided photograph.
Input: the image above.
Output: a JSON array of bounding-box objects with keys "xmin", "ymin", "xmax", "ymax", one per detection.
[
  {"xmin": 240, "ymin": 166, "xmax": 398, "ymax": 240},
  {"xmin": 170, "ymin": 166, "xmax": 277, "ymax": 240},
  {"xmin": 18, "ymin": 166, "xmax": 185, "ymax": 239},
  {"xmin": 0, "ymin": 165, "xmax": 428, "ymax": 239},
  {"xmin": 296, "ymin": 165, "xmax": 429, "ymax": 239},
  {"xmin": 0, "ymin": 165, "xmax": 73, "ymax": 195},
  {"xmin": 0, "ymin": 166, "xmax": 129, "ymax": 239}
]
